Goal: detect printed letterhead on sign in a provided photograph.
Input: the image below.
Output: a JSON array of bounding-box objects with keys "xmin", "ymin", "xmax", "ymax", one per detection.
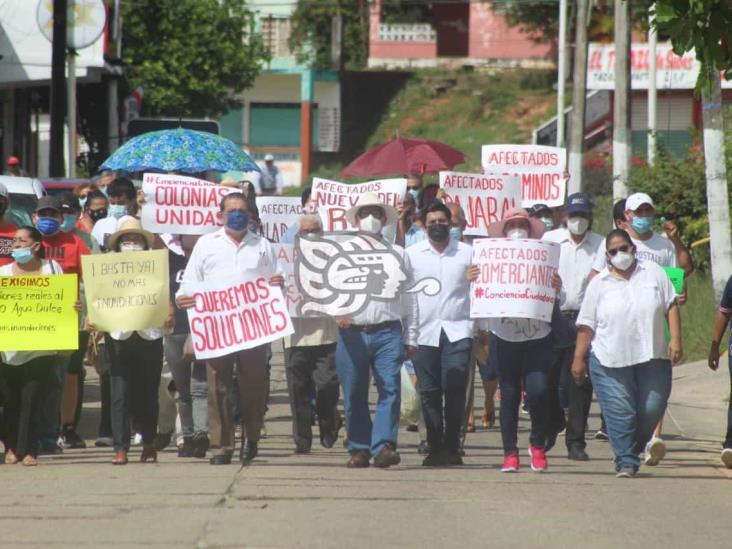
[
  {"xmin": 141, "ymin": 173, "xmax": 235, "ymax": 235},
  {"xmin": 439, "ymin": 171, "xmax": 522, "ymax": 236},
  {"xmin": 272, "ymin": 243, "xmax": 302, "ymax": 317},
  {"xmin": 256, "ymin": 197, "xmax": 303, "ymax": 243},
  {"xmin": 480, "ymin": 145, "xmax": 567, "ymax": 208}
]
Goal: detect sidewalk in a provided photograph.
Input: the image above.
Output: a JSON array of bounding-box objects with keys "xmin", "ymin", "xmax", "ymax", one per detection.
[{"xmin": 0, "ymin": 351, "xmax": 729, "ymax": 548}]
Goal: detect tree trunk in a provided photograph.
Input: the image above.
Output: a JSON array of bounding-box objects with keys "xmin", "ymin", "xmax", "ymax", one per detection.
[
  {"xmin": 568, "ymin": 0, "xmax": 590, "ymax": 193},
  {"xmin": 612, "ymin": 0, "xmax": 631, "ymax": 201}
]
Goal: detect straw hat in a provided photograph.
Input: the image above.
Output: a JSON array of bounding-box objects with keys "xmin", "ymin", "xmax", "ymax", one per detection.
[
  {"xmin": 345, "ymin": 192, "xmax": 398, "ymax": 227},
  {"xmin": 487, "ymin": 207, "xmax": 545, "ymax": 238},
  {"xmin": 107, "ymin": 217, "xmax": 156, "ymax": 251}
]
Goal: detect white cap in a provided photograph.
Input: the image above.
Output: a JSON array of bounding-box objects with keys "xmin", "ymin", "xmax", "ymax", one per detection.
[
  {"xmin": 625, "ymin": 192, "xmax": 654, "ymax": 211},
  {"xmin": 264, "ymin": 154, "xmax": 274, "ymax": 162},
  {"xmin": 0, "ymin": 182, "xmax": 8, "ymax": 198}
]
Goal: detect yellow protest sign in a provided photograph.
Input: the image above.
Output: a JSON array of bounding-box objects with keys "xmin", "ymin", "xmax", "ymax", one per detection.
[
  {"xmin": 82, "ymin": 249, "xmax": 169, "ymax": 332},
  {"xmin": 0, "ymin": 274, "xmax": 79, "ymax": 351}
]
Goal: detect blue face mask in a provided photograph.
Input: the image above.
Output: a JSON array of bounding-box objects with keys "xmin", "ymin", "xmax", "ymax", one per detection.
[
  {"xmin": 36, "ymin": 216, "xmax": 61, "ymax": 236},
  {"xmin": 408, "ymin": 188, "xmax": 420, "ymax": 201},
  {"xmin": 79, "ymin": 196, "xmax": 87, "ymax": 209},
  {"xmin": 449, "ymin": 227, "xmax": 463, "ymax": 241},
  {"xmin": 108, "ymin": 204, "xmax": 128, "ymax": 219},
  {"xmin": 100, "ymin": 187, "xmax": 108, "ymax": 197},
  {"xmin": 11, "ymin": 247, "xmax": 35, "ymax": 264},
  {"xmin": 631, "ymin": 216, "xmax": 653, "ymax": 234},
  {"xmin": 61, "ymin": 214, "xmax": 77, "ymax": 233},
  {"xmin": 226, "ymin": 210, "xmax": 249, "ymax": 231}
]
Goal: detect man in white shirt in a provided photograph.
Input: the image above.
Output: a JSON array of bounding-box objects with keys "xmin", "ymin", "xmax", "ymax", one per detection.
[
  {"xmin": 543, "ymin": 192, "xmax": 603, "ymax": 461},
  {"xmin": 176, "ymin": 192, "xmax": 284, "ymax": 465},
  {"xmin": 335, "ymin": 193, "xmax": 419, "ymax": 468},
  {"xmin": 91, "ymin": 178, "xmax": 138, "ymax": 251},
  {"xmin": 255, "ymin": 154, "xmax": 284, "ymax": 196},
  {"xmin": 407, "ymin": 201, "xmax": 473, "ymax": 466}
]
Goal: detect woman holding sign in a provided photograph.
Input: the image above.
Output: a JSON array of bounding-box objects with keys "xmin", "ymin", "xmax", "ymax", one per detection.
[{"xmin": 572, "ymin": 229, "xmax": 682, "ymax": 478}]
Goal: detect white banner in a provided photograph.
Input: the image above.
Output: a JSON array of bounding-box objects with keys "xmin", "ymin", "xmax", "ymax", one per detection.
[
  {"xmin": 481, "ymin": 145, "xmax": 567, "ymax": 208},
  {"xmin": 256, "ymin": 197, "xmax": 303, "ymax": 243},
  {"xmin": 272, "ymin": 243, "xmax": 302, "ymax": 317},
  {"xmin": 185, "ymin": 270, "xmax": 294, "ymax": 360},
  {"xmin": 470, "ymin": 238, "xmax": 560, "ymax": 322},
  {"xmin": 141, "ymin": 173, "xmax": 233, "ymax": 235},
  {"xmin": 439, "ymin": 171, "xmax": 522, "ymax": 236},
  {"xmin": 311, "ymin": 177, "xmax": 407, "ymax": 231}
]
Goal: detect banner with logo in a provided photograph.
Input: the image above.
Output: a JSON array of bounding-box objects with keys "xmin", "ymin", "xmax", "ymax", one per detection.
[
  {"xmin": 481, "ymin": 145, "xmax": 567, "ymax": 208},
  {"xmin": 141, "ymin": 173, "xmax": 233, "ymax": 234},
  {"xmin": 470, "ymin": 238, "xmax": 560, "ymax": 322},
  {"xmin": 82, "ymin": 249, "xmax": 170, "ymax": 332},
  {"xmin": 439, "ymin": 171, "xmax": 522, "ymax": 236},
  {"xmin": 256, "ymin": 197, "xmax": 303, "ymax": 243},
  {"xmin": 272, "ymin": 243, "xmax": 303, "ymax": 317},
  {"xmin": 184, "ymin": 269, "xmax": 294, "ymax": 360},
  {"xmin": 0, "ymin": 274, "xmax": 78, "ymax": 351}
]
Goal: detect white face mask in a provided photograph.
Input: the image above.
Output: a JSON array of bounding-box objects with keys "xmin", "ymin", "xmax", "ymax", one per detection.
[
  {"xmin": 610, "ymin": 250, "xmax": 634, "ymax": 271},
  {"xmin": 358, "ymin": 215, "xmax": 382, "ymax": 234},
  {"xmin": 567, "ymin": 216, "xmax": 589, "ymax": 236},
  {"xmin": 120, "ymin": 242, "xmax": 145, "ymax": 252},
  {"xmin": 506, "ymin": 228, "xmax": 529, "ymax": 239}
]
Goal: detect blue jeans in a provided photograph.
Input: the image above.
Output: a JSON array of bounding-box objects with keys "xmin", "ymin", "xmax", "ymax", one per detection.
[
  {"xmin": 413, "ymin": 332, "xmax": 472, "ymax": 453},
  {"xmin": 490, "ymin": 333, "xmax": 553, "ymax": 455},
  {"xmin": 336, "ymin": 324, "xmax": 403, "ymax": 456},
  {"xmin": 589, "ymin": 354, "xmax": 672, "ymax": 470}
]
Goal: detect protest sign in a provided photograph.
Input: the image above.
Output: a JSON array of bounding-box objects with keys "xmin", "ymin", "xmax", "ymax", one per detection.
[
  {"xmin": 272, "ymin": 243, "xmax": 302, "ymax": 317},
  {"xmin": 439, "ymin": 171, "xmax": 522, "ymax": 236},
  {"xmin": 0, "ymin": 274, "xmax": 78, "ymax": 351},
  {"xmin": 256, "ymin": 197, "xmax": 303, "ymax": 242},
  {"xmin": 185, "ymin": 270, "xmax": 294, "ymax": 360},
  {"xmin": 82, "ymin": 249, "xmax": 169, "ymax": 332},
  {"xmin": 311, "ymin": 177, "xmax": 406, "ymax": 231},
  {"xmin": 470, "ymin": 238, "xmax": 560, "ymax": 322},
  {"xmin": 481, "ymin": 144, "xmax": 567, "ymax": 208},
  {"xmin": 663, "ymin": 266, "xmax": 685, "ymax": 295},
  {"xmin": 141, "ymin": 173, "xmax": 233, "ymax": 234}
]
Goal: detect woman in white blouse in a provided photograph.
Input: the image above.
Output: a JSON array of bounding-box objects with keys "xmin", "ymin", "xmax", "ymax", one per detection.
[{"xmin": 572, "ymin": 229, "xmax": 682, "ymax": 478}]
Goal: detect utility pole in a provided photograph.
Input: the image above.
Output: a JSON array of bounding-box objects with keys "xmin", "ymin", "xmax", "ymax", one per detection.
[
  {"xmin": 647, "ymin": 6, "xmax": 657, "ymax": 166},
  {"xmin": 108, "ymin": 0, "xmax": 122, "ymax": 153},
  {"xmin": 556, "ymin": 0, "xmax": 568, "ymax": 147},
  {"xmin": 612, "ymin": 0, "xmax": 631, "ymax": 201},
  {"xmin": 568, "ymin": 0, "xmax": 590, "ymax": 193},
  {"xmin": 50, "ymin": 0, "xmax": 67, "ymax": 177},
  {"xmin": 67, "ymin": 48, "xmax": 76, "ymax": 178}
]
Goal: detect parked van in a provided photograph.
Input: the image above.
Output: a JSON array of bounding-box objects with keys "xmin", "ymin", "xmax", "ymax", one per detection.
[{"xmin": 0, "ymin": 175, "xmax": 45, "ymax": 227}]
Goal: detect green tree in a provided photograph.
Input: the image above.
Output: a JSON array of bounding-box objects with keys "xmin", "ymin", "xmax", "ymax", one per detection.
[{"xmin": 121, "ymin": 0, "xmax": 268, "ymax": 117}]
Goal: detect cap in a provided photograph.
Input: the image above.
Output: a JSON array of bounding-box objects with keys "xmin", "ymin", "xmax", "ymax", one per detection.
[
  {"xmin": 528, "ymin": 203, "xmax": 551, "ymax": 217},
  {"xmin": 625, "ymin": 192, "xmax": 654, "ymax": 211},
  {"xmin": 564, "ymin": 192, "xmax": 593, "ymax": 215},
  {"xmin": 35, "ymin": 195, "xmax": 62, "ymax": 212},
  {"xmin": 57, "ymin": 191, "xmax": 80, "ymax": 211},
  {"xmin": 7, "ymin": 156, "xmax": 20, "ymax": 166},
  {"xmin": 264, "ymin": 154, "xmax": 274, "ymax": 162},
  {"xmin": 0, "ymin": 182, "xmax": 8, "ymax": 199}
]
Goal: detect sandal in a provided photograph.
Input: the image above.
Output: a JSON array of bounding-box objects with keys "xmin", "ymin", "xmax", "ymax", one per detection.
[
  {"xmin": 140, "ymin": 444, "xmax": 157, "ymax": 463},
  {"xmin": 466, "ymin": 410, "xmax": 475, "ymax": 433},
  {"xmin": 112, "ymin": 451, "xmax": 128, "ymax": 465},
  {"xmin": 22, "ymin": 455, "xmax": 38, "ymax": 467},
  {"xmin": 482, "ymin": 400, "xmax": 496, "ymax": 429},
  {"xmin": 4, "ymin": 450, "xmax": 18, "ymax": 465}
]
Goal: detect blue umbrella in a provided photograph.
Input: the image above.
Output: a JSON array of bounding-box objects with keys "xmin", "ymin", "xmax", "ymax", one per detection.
[{"xmin": 100, "ymin": 128, "xmax": 261, "ymax": 174}]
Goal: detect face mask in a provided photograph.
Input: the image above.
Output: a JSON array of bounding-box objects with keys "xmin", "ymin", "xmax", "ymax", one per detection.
[
  {"xmin": 449, "ymin": 227, "xmax": 463, "ymax": 241},
  {"xmin": 120, "ymin": 242, "xmax": 145, "ymax": 252},
  {"xmin": 88, "ymin": 208, "xmax": 107, "ymax": 222},
  {"xmin": 610, "ymin": 250, "xmax": 635, "ymax": 271},
  {"xmin": 358, "ymin": 215, "xmax": 382, "ymax": 234},
  {"xmin": 79, "ymin": 196, "xmax": 87, "ymax": 209},
  {"xmin": 60, "ymin": 214, "xmax": 77, "ymax": 233},
  {"xmin": 630, "ymin": 216, "xmax": 653, "ymax": 234},
  {"xmin": 567, "ymin": 216, "xmax": 589, "ymax": 236},
  {"xmin": 226, "ymin": 210, "xmax": 249, "ymax": 231},
  {"xmin": 408, "ymin": 188, "xmax": 420, "ymax": 201},
  {"xmin": 108, "ymin": 204, "xmax": 128, "ymax": 219},
  {"xmin": 36, "ymin": 217, "xmax": 61, "ymax": 236},
  {"xmin": 506, "ymin": 228, "xmax": 529, "ymax": 239},
  {"xmin": 11, "ymin": 247, "xmax": 35, "ymax": 264},
  {"xmin": 540, "ymin": 217, "xmax": 554, "ymax": 230},
  {"xmin": 100, "ymin": 186, "xmax": 108, "ymax": 197},
  {"xmin": 427, "ymin": 223, "xmax": 450, "ymax": 242}
]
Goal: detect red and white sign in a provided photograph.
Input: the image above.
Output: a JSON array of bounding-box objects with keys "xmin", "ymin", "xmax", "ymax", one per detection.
[
  {"xmin": 481, "ymin": 145, "xmax": 567, "ymax": 208},
  {"xmin": 141, "ymin": 173, "xmax": 233, "ymax": 235},
  {"xmin": 272, "ymin": 243, "xmax": 302, "ymax": 317},
  {"xmin": 311, "ymin": 177, "xmax": 407, "ymax": 231},
  {"xmin": 185, "ymin": 270, "xmax": 294, "ymax": 360},
  {"xmin": 470, "ymin": 238, "xmax": 560, "ymax": 322},
  {"xmin": 256, "ymin": 197, "xmax": 303, "ymax": 243},
  {"xmin": 439, "ymin": 171, "xmax": 522, "ymax": 236}
]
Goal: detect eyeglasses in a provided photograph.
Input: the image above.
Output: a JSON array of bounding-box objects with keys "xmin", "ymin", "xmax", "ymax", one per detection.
[
  {"xmin": 357, "ymin": 207, "xmax": 385, "ymax": 219},
  {"xmin": 607, "ymin": 245, "xmax": 631, "ymax": 256}
]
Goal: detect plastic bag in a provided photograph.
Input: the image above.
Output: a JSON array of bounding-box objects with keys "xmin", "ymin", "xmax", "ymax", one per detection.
[{"xmin": 400, "ymin": 363, "xmax": 421, "ymax": 426}]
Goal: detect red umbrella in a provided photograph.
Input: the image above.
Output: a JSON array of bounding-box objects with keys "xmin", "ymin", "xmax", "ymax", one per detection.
[{"xmin": 339, "ymin": 137, "xmax": 465, "ymax": 178}]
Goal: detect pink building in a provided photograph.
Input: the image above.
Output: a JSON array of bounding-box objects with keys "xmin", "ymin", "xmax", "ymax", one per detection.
[{"xmin": 368, "ymin": 1, "xmax": 553, "ymax": 68}]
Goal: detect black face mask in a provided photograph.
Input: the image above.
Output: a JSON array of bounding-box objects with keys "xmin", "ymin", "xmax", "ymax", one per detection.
[
  {"xmin": 88, "ymin": 208, "xmax": 108, "ymax": 222},
  {"xmin": 427, "ymin": 223, "xmax": 450, "ymax": 242}
]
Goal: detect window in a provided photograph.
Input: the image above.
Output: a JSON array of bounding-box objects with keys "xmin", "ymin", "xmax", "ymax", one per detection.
[
  {"xmin": 249, "ymin": 103, "xmax": 319, "ymax": 148},
  {"xmin": 261, "ymin": 17, "xmax": 292, "ymax": 58}
]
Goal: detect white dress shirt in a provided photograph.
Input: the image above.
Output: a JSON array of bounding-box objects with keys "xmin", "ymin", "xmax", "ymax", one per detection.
[
  {"xmin": 577, "ymin": 260, "xmax": 676, "ymax": 368},
  {"xmin": 480, "ymin": 317, "xmax": 551, "ymax": 343},
  {"xmin": 543, "ymin": 227, "xmax": 603, "ymax": 311},
  {"xmin": 592, "ymin": 231, "xmax": 677, "ymax": 272},
  {"xmin": 407, "ymin": 237, "xmax": 473, "ymax": 347}
]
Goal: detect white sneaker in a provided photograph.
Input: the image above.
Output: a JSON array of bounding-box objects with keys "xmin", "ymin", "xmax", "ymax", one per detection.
[
  {"xmin": 721, "ymin": 448, "xmax": 732, "ymax": 469},
  {"xmin": 644, "ymin": 437, "xmax": 666, "ymax": 466},
  {"xmin": 132, "ymin": 433, "xmax": 143, "ymax": 446}
]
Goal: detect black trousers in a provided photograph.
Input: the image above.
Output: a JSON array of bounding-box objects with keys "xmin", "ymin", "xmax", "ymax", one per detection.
[
  {"xmin": 284, "ymin": 344, "xmax": 339, "ymax": 450},
  {"xmin": 1, "ymin": 357, "xmax": 54, "ymax": 458},
  {"xmin": 549, "ymin": 345, "xmax": 595, "ymax": 450},
  {"xmin": 107, "ymin": 334, "xmax": 163, "ymax": 452}
]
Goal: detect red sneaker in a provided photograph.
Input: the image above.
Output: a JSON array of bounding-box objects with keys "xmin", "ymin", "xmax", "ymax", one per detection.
[
  {"xmin": 528, "ymin": 445, "xmax": 548, "ymax": 472},
  {"xmin": 501, "ymin": 453, "xmax": 520, "ymax": 472}
]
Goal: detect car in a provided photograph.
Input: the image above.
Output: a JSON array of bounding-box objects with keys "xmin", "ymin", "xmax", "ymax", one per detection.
[
  {"xmin": 41, "ymin": 177, "xmax": 93, "ymax": 196},
  {"xmin": 0, "ymin": 175, "xmax": 45, "ymax": 227}
]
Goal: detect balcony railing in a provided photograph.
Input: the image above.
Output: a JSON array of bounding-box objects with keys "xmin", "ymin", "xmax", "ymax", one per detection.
[{"xmin": 377, "ymin": 23, "xmax": 436, "ymax": 42}]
